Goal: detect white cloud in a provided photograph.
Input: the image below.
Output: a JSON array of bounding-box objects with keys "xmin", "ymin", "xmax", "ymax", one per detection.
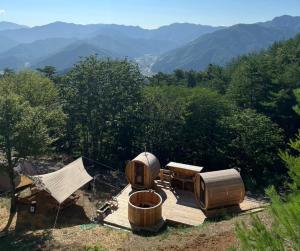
[{"xmin": 0, "ymin": 9, "xmax": 6, "ymax": 15}]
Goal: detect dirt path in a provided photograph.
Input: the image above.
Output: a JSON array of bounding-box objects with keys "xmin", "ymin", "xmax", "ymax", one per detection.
[{"xmin": 0, "ymin": 194, "xmax": 270, "ymax": 251}]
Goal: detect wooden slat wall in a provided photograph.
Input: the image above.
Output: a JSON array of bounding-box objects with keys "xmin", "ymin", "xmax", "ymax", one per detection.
[
  {"xmin": 125, "ymin": 152, "xmax": 160, "ymax": 190},
  {"xmin": 194, "ymin": 169, "xmax": 245, "ymax": 210},
  {"xmin": 128, "ymin": 191, "xmax": 162, "ymax": 227}
]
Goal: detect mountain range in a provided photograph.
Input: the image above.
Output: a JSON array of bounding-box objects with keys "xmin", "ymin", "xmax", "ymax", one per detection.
[
  {"xmin": 0, "ymin": 15, "xmax": 299, "ymax": 74},
  {"xmin": 152, "ymin": 15, "xmax": 300, "ymax": 72},
  {"xmin": 0, "ymin": 22, "xmax": 222, "ymax": 72}
]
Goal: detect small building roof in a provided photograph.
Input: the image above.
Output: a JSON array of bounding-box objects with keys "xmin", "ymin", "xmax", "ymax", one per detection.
[
  {"xmin": 199, "ymin": 169, "xmax": 242, "ymax": 185},
  {"xmin": 15, "ymin": 175, "xmax": 33, "ymax": 189},
  {"xmin": 33, "ymin": 158, "xmax": 92, "ymax": 204},
  {"xmin": 166, "ymin": 162, "xmax": 203, "ymax": 173},
  {"xmin": 132, "ymin": 152, "xmax": 161, "ymax": 170}
]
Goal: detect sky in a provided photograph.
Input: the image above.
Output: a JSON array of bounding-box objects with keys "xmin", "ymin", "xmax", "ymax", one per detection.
[{"xmin": 0, "ymin": 0, "xmax": 300, "ymax": 29}]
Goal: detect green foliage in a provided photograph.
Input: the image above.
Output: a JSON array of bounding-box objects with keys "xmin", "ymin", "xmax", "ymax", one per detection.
[
  {"xmin": 84, "ymin": 244, "xmax": 106, "ymax": 251},
  {"xmin": 197, "ymin": 64, "xmax": 229, "ymax": 94},
  {"xmin": 227, "ymin": 57, "xmax": 272, "ymax": 110},
  {"xmin": 36, "ymin": 65, "xmax": 57, "ymax": 80},
  {"xmin": 2, "ymin": 32, "xmax": 300, "ymax": 190},
  {"xmin": 222, "ymin": 109, "xmax": 284, "ymax": 185},
  {"xmin": 181, "ymin": 87, "xmax": 232, "ymax": 166},
  {"xmin": 235, "ymin": 133, "xmax": 300, "ymax": 251},
  {"xmin": 135, "ymin": 86, "xmax": 234, "ymax": 166},
  {"xmin": 0, "ymin": 70, "xmax": 65, "ymax": 212},
  {"xmin": 59, "ymin": 56, "xmax": 144, "ymax": 165},
  {"xmin": 136, "ymin": 86, "xmax": 189, "ymax": 162},
  {"xmin": 0, "ymin": 71, "xmax": 65, "ymax": 159},
  {"xmin": 187, "ymin": 70, "xmax": 197, "ymax": 88}
]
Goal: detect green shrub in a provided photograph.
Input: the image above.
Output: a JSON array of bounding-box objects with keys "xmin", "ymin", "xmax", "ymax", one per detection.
[{"xmin": 234, "ymin": 134, "xmax": 300, "ymax": 251}]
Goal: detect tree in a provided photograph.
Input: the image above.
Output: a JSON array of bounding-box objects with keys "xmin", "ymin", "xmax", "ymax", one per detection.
[
  {"xmin": 181, "ymin": 87, "xmax": 232, "ymax": 167},
  {"xmin": 187, "ymin": 70, "xmax": 197, "ymax": 88},
  {"xmin": 0, "ymin": 71, "xmax": 65, "ymax": 212},
  {"xmin": 59, "ymin": 56, "xmax": 144, "ymax": 166},
  {"xmin": 226, "ymin": 57, "xmax": 272, "ymax": 110},
  {"xmin": 36, "ymin": 65, "xmax": 57, "ymax": 80},
  {"xmin": 174, "ymin": 69, "xmax": 185, "ymax": 80},
  {"xmin": 197, "ymin": 64, "xmax": 229, "ymax": 94},
  {"xmin": 136, "ymin": 86, "xmax": 232, "ymax": 167},
  {"xmin": 235, "ymin": 133, "xmax": 300, "ymax": 251},
  {"xmin": 222, "ymin": 109, "xmax": 284, "ymax": 186},
  {"xmin": 136, "ymin": 86, "xmax": 188, "ymax": 163}
]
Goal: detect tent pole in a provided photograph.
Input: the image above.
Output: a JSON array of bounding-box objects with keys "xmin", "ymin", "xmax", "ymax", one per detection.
[{"xmin": 52, "ymin": 203, "xmax": 61, "ymax": 231}]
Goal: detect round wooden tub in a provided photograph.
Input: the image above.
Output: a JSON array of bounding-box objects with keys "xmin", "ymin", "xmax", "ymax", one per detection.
[{"xmin": 128, "ymin": 190, "xmax": 162, "ymax": 228}]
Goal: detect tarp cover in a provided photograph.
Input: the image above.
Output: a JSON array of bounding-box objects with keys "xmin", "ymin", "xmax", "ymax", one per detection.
[{"xmin": 33, "ymin": 158, "xmax": 92, "ymax": 204}]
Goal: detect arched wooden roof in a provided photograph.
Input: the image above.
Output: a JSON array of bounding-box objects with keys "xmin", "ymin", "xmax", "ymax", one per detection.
[
  {"xmin": 132, "ymin": 152, "xmax": 160, "ymax": 170},
  {"xmin": 199, "ymin": 169, "xmax": 243, "ymax": 187}
]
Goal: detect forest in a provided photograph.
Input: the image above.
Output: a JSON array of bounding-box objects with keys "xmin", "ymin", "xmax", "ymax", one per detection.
[{"xmin": 1, "ymin": 34, "xmax": 300, "ymax": 191}]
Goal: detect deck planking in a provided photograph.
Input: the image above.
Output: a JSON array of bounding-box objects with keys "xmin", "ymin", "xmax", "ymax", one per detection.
[{"xmin": 103, "ymin": 181, "xmax": 265, "ymax": 230}]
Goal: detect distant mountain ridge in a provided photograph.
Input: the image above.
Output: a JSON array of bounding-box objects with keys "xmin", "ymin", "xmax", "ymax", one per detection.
[
  {"xmin": 0, "ymin": 21, "xmax": 222, "ymax": 71},
  {"xmin": 0, "ymin": 16, "xmax": 300, "ymax": 73},
  {"xmin": 0, "ymin": 21, "xmax": 28, "ymax": 31},
  {"xmin": 152, "ymin": 15, "xmax": 300, "ymax": 73},
  {"xmin": 0, "ymin": 22, "xmax": 222, "ymax": 44}
]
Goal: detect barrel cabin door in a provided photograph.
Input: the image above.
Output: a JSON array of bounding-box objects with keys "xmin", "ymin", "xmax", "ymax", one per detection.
[
  {"xmin": 200, "ymin": 178, "xmax": 205, "ymax": 206},
  {"xmin": 135, "ymin": 162, "xmax": 144, "ymax": 186}
]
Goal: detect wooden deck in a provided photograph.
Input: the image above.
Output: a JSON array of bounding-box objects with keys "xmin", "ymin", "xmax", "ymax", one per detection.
[{"xmin": 103, "ymin": 182, "xmax": 265, "ymax": 231}]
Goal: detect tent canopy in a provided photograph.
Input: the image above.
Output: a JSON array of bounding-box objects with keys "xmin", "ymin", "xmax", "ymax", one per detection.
[{"xmin": 33, "ymin": 158, "xmax": 92, "ymax": 204}]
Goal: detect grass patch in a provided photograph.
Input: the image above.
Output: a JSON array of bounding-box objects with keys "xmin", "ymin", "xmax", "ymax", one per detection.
[
  {"xmin": 0, "ymin": 196, "xmax": 10, "ymax": 210},
  {"xmin": 84, "ymin": 243, "xmax": 106, "ymax": 251},
  {"xmin": 159, "ymin": 222, "xmax": 208, "ymax": 240}
]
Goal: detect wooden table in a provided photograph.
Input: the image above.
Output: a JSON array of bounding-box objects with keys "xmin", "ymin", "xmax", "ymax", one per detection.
[{"xmin": 166, "ymin": 162, "xmax": 203, "ymax": 190}]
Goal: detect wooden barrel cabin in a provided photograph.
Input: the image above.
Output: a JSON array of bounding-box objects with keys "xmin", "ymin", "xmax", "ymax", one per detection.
[
  {"xmin": 194, "ymin": 169, "xmax": 245, "ymax": 210},
  {"xmin": 128, "ymin": 190, "xmax": 163, "ymax": 228},
  {"xmin": 125, "ymin": 152, "xmax": 161, "ymax": 190}
]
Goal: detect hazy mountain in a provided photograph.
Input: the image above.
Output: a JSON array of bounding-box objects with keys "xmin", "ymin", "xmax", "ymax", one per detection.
[
  {"xmin": 2, "ymin": 16, "xmax": 300, "ymax": 73},
  {"xmin": 34, "ymin": 42, "xmax": 117, "ymax": 70},
  {"xmin": 0, "ymin": 22, "xmax": 104, "ymax": 43},
  {"xmin": 146, "ymin": 23, "xmax": 223, "ymax": 44},
  {"xmin": 152, "ymin": 15, "xmax": 300, "ymax": 73},
  {"xmin": 88, "ymin": 34, "xmax": 178, "ymax": 58},
  {"xmin": 0, "ymin": 35, "xmax": 19, "ymax": 53},
  {"xmin": 0, "ymin": 38, "xmax": 76, "ymax": 69},
  {"xmin": 260, "ymin": 15, "xmax": 300, "ymax": 31},
  {"xmin": 0, "ymin": 34, "xmax": 177, "ymax": 70},
  {"xmin": 0, "ymin": 22, "xmax": 221, "ymax": 71},
  {"xmin": 73, "ymin": 23, "xmax": 222, "ymax": 46},
  {"xmin": 0, "ymin": 22, "xmax": 221, "ymax": 45},
  {"xmin": 0, "ymin": 21, "xmax": 28, "ymax": 31}
]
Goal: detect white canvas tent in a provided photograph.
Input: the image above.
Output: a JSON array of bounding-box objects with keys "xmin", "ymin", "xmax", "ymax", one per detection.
[{"xmin": 33, "ymin": 157, "xmax": 92, "ymax": 204}]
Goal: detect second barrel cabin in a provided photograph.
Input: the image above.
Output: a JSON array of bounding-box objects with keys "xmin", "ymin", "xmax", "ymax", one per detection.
[
  {"xmin": 125, "ymin": 152, "xmax": 161, "ymax": 190},
  {"xmin": 194, "ymin": 169, "xmax": 245, "ymax": 210}
]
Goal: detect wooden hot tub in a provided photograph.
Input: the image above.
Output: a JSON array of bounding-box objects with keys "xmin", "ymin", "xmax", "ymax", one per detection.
[{"xmin": 128, "ymin": 190, "xmax": 162, "ymax": 228}]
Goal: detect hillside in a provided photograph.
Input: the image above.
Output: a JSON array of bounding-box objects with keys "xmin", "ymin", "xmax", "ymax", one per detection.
[
  {"xmin": 152, "ymin": 15, "xmax": 300, "ymax": 72},
  {"xmin": 0, "ymin": 35, "xmax": 18, "ymax": 54},
  {"xmin": 0, "ymin": 22, "xmax": 221, "ymax": 71},
  {"xmin": 0, "ymin": 21, "xmax": 28, "ymax": 31},
  {"xmin": 34, "ymin": 42, "xmax": 116, "ymax": 70},
  {"xmin": 0, "ymin": 38, "xmax": 76, "ymax": 69}
]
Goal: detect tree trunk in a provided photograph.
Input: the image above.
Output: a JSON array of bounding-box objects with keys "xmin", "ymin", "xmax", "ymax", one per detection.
[
  {"xmin": 5, "ymin": 137, "xmax": 16, "ymax": 213},
  {"xmin": 8, "ymin": 164, "xmax": 16, "ymax": 213}
]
